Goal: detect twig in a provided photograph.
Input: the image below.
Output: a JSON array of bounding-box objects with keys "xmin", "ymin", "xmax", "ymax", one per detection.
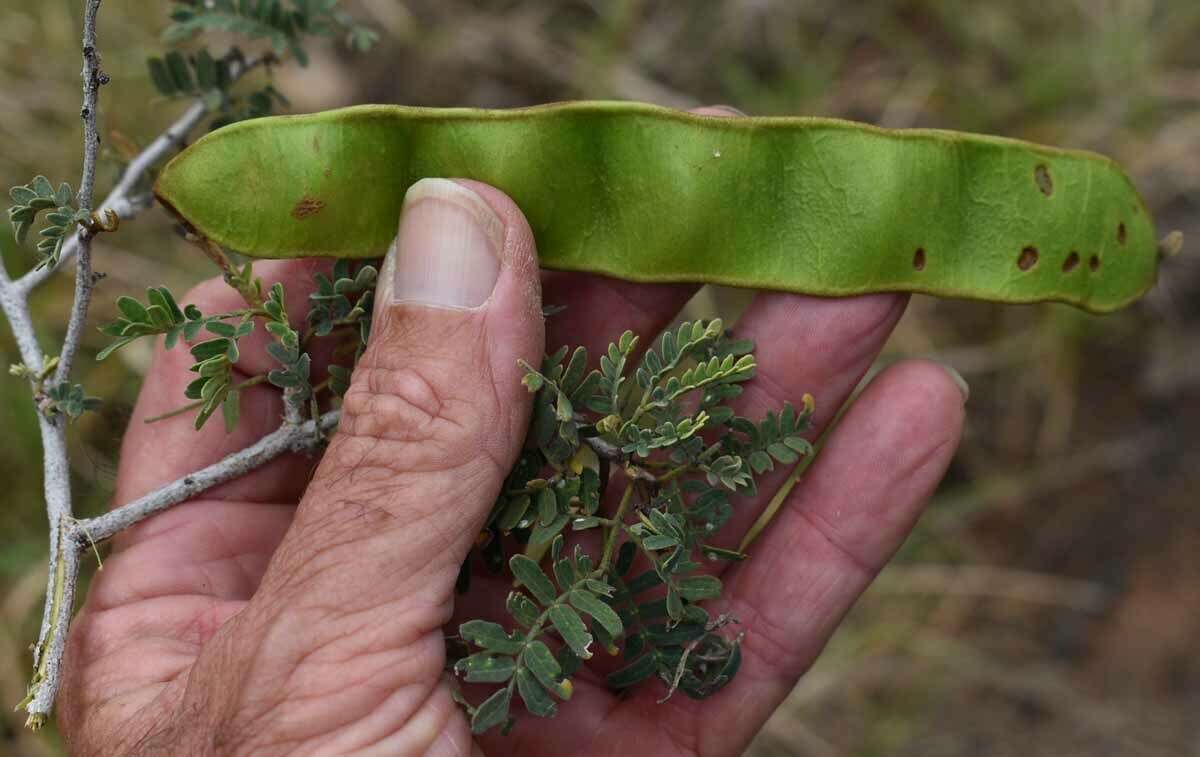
[
  {"xmin": 19, "ymin": 1, "xmax": 107, "ymax": 730},
  {"xmin": 0, "ymin": 13, "xmax": 278, "ymax": 728},
  {"xmin": 20, "ymin": 410, "xmax": 339, "ymax": 727},
  {"xmin": 0, "ymin": 275, "xmax": 45, "ymax": 375},
  {"xmin": 14, "ymin": 53, "xmax": 265, "ymax": 294},
  {"xmin": 583, "ymin": 434, "xmax": 623, "ymax": 461},
  {"xmin": 283, "ymin": 386, "xmax": 305, "ymax": 425},
  {"xmin": 187, "ymin": 232, "xmax": 264, "ymax": 309},
  {"xmin": 82, "ymin": 411, "xmax": 340, "ymax": 543},
  {"xmin": 51, "ymin": 0, "xmax": 105, "ymax": 390}
]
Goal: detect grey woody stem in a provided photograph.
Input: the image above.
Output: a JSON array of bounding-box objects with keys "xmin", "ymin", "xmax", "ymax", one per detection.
[
  {"xmin": 0, "ymin": 4, "xmax": 294, "ymax": 729},
  {"xmin": 20, "ymin": 0, "xmax": 107, "ymax": 730},
  {"xmin": 51, "ymin": 0, "xmax": 104, "ymax": 392},
  {"xmin": 21, "ymin": 411, "xmax": 339, "ymax": 727},
  {"xmin": 82, "ymin": 411, "xmax": 340, "ymax": 544},
  {"xmin": 14, "ymin": 53, "xmax": 264, "ymax": 294}
]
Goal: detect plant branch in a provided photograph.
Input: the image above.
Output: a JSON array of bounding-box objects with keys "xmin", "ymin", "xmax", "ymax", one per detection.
[
  {"xmin": 0, "ymin": 0, "xmax": 371, "ymax": 732},
  {"xmin": 189, "ymin": 232, "xmax": 263, "ymax": 308},
  {"xmin": 283, "ymin": 386, "xmax": 305, "ymax": 425},
  {"xmin": 0, "ymin": 276, "xmax": 45, "ymax": 376},
  {"xmin": 82, "ymin": 410, "xmax": 340, "ymax": 543},
  {"xmin": 21, "ymin": 410, "xmax": 340, "ymax": 727},
  {"xmin": 51, "ymin": 0, "xmax": 105, "ymax": 388},
  {"xmin": 18, "ymin": 1, "xmax": 107, "ymax": 730},
  {"xmin": 583, "ymin": 434, "xmax": 623, "ymax": 462},
  {"xmin": 14, "ymin": 53, "xmax": 267, "ymax": 294},
  {"xmin": 6, "ymin": 9, "xmax": 278, "ymax": 729}
]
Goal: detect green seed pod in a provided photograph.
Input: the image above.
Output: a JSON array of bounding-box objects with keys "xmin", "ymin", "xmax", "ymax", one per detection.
[{"xmin": 155, "ymin": 101, "xmax": 1170, "ymax": 312}]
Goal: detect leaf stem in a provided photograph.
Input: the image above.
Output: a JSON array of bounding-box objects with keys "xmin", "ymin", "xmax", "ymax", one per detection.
[
  {"xmin": 143, "ymin": 374, "xmax": 268, "ymax": 423},
  {"xmin": 737, "ymin": 400, "xmax": 841, "ymax": 553},
  {"xmin": 596, "ymin": 482, "xmax": 635, "ymax": 575},
  {"xmin": 656, "ymin": 464, "xmax": 691, "ymax": 484},
  {"xmin": 189, "ymin": 233, "xmax": 263, "ymax": 309}
]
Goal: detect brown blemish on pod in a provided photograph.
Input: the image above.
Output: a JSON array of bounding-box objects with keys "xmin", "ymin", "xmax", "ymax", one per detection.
[
  {"xmin": 913, "ymin": 247, "xmax": 926, "ymax": 270},
  {"xmin": 1117, "ymin": 222, "xmax": 1127, "ymax": 245},
  {"xmin": 1035, "ymin": 164, "xmax": 1053, "ymax": 196},
  {"xmin": 291, "ymin": 196, "xmax": 326, "ymax": 219},
  {"xmin": 1062, "ymin": 251, "xmax": 1080, "ymax": 272},
  {"xmin": 1089, "ymin": 254, "xmax": 1101, "ymax": 272},
  {"xmin": 1018, "ymin": 246, "xmax": 1039, "ymax": 271}
]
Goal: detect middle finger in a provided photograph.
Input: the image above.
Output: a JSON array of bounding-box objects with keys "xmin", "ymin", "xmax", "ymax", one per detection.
[{"xmin": 701, "ymin": 290, "xmax": 909, "ymax": 555}]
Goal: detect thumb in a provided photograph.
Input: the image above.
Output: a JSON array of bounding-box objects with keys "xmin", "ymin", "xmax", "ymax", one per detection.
[
  {"xmin": 169, "ymin": 179, "xmax": 542, "ymax": 753},
  {"xmin": 266, "ymin": 176, "xmax": 543, "ymax": 621}
]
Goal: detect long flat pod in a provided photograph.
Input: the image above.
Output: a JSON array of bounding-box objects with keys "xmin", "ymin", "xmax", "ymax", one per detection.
[{"xmin": 155, "ymin": 102, "xmax": 1161, "ymax": 313}]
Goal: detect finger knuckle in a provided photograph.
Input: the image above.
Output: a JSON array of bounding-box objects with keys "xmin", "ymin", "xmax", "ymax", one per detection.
[
  {"xmin": 335, "ymin": 353, "xmax": 506, "ymax": 479},
  {"xmin": 340, "ymin": 364, "xmax": 474, "ymax": 455},
  {"xmin": 345, "ymin": 365, "xmax": 446, "ymax": 435}
]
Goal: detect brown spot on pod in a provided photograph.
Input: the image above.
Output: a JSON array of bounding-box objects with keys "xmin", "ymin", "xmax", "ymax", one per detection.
[
  {"xmin": 1018, "ymin": 246, "xmax": 1039, "ymax": 271},
  {"xmin": 291, "ymin": 196, "xmax": 326, "ymax": 220},
  {"xmin": 1035, "ymin": 164, "xmax": 1053, "ymax": 196},
  {"xmin": 913, "ymin": 247, "xmax": 926, "ymax": 270}
]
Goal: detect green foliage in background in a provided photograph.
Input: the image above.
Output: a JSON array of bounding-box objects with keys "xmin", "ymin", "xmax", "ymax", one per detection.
[{"xmin": 163, "ymin": 0, "xmax": 379, "ymax": 64}]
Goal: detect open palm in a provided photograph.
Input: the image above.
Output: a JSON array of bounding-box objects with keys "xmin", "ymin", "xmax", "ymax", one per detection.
[{"xmin": 61, "ymin": 172, "xmax": 963, "ymax": 756}]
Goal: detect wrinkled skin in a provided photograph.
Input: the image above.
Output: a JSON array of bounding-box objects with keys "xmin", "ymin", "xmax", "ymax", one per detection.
[{"xmin": 60, "ymin": 109, "xmax": 965, "ymax": 757}]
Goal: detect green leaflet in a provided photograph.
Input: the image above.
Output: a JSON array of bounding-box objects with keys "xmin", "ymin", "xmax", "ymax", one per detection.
[{"xmin": 156, "ymin": 101, "xmax": 1166, "ymax": 313}]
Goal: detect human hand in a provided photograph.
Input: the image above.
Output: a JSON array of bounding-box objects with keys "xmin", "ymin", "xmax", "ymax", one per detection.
[{"xmin": 60, "ymin": 109, "xmax": 965, "ymax": 756}]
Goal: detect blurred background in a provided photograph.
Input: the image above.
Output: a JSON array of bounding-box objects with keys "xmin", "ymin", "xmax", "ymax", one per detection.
[{"xmin": 2, "ymin": 1, "xmax": 1198, "ymax": 754}]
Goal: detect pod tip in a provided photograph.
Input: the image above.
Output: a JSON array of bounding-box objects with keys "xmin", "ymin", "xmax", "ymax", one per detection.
[{"xmin": 1158, "ymin": 230, "xmax": 1184, "ymax": 258}]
